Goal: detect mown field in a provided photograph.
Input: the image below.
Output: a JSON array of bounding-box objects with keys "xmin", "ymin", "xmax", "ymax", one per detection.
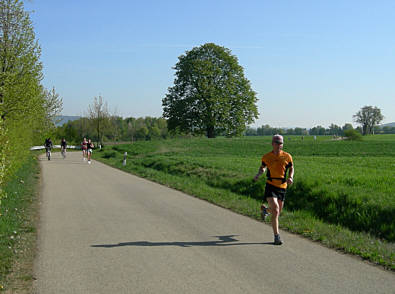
[{"xmin": 93, "ymin": 135, "xmax": 395, "ymax": 270}]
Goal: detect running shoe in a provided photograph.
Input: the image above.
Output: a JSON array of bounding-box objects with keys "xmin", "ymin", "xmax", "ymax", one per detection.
[
  {"xmin": 274, "ymin": 234, "xmax": 283, "ymax": 245},
  {"xmin": 260, "ymin": 204, "xmax": 269, "ymax": 220}
]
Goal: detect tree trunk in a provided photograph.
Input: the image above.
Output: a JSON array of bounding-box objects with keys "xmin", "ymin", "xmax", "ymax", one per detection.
[
  {"xmin": 207, "ymin": 125, "xmax": 215, "ymax": 138},
  {"xmin": 363, "ymin": 124, "xmax": 368, "ymax": 135}
]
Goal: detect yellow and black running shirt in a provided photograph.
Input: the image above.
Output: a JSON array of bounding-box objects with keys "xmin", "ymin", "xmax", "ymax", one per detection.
[{"xmin": 261, "ymin": 150, "xmax": 293, "ymax": 189}]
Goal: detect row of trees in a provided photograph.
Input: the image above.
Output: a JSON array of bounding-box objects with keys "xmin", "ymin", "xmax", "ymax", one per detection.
[
  {"xmin": 57, "ymin": 96, "xmax": 392, "ymax": 143},
  {"xmin": 245, "ymin": 123, "xmax": 356, "ymax": 137},
  {"xmin": 0, "ymin": 1, "xmax": 62, "ymax": 199},
  {"xmin": 377, "ymin": 125, "xmax": 395, "ymax": 134},
  {"xmin": 55, "ymin": 113, "xmax": 168, "ymax": 145},
  {"xmin": 246, "ymin": 120, "xmax": 394, "ymax": 137},
  {"xmin": 246, "ymin": 125, "xmax": 308, "ymax": 136},
  {"xmin": 57, "ymin": 113, "xmax": 395, "ymax": 144}
]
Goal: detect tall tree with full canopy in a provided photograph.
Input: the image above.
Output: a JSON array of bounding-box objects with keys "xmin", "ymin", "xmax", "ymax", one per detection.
[
  {"xmin": 162, "ymin": 43, "xmax": 258, "ymax": 138},
  {"xmin": 353, "ymin": 106, "xmax": 384, "ymax": 135}
]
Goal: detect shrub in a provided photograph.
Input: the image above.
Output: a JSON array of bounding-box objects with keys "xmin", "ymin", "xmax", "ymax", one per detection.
[
  {"xmin": 344, "ymin": 129, "xmax": 363, "ymax": 140},
  {"xmin": 102, "ymin": 151, "xmax": 117, "ymax": 159}
]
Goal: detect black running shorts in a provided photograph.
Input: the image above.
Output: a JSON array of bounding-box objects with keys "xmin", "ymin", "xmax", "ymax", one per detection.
[{"xmin": 264, "ymin": 183, "xmax": 286, "ymax": 202}]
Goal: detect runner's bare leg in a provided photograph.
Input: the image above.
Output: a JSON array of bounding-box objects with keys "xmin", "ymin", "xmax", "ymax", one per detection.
[{"xmin": 267, "ymin": 197, "xmax": 280, "ymax": 235}]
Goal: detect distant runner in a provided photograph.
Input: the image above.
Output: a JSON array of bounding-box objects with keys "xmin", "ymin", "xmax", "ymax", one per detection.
[
  {"xmin": 87, "ymin": 139, "xmax": 94, "ymax": 164},
  {"xmin": 254, "ymin": 134, "xmax": 294, "ymax": 245},
  {"xmin": 81, "ymin": 138, "xmax": 88, "ymax": 161}
]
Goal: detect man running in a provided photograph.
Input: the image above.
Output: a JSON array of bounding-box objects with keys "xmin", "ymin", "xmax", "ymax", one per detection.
[
  {"xmin": 81, "ymin": 138, "xmax": 88, "ymax": 161},
  {"xmin": 254, "ymin": 134, "xmax": 294, "ymax": 245}
]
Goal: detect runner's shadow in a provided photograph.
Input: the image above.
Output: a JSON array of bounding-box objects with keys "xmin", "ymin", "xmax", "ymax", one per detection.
[{"xmin": 91, "ymin": 235, "xmax": 276, "ymax": 248}]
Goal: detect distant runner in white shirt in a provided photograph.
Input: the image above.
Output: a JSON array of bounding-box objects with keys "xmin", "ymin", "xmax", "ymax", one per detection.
[{"xmin": 87, "ymin": 139, "xmax": 94, "ymax": 164}]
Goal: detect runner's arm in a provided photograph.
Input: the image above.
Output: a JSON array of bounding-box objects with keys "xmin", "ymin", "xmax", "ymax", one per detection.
[
  {"xmin": 287, "ymin": 165, "xmax": 294, "ymax": 185},
  {"xmin": 254, "ymin": 164, "xmax": 266, "ymax": 181}
]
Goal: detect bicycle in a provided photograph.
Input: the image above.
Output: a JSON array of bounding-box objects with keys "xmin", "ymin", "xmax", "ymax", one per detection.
[{"xmin": 61, "ymin": 147, "xmax": 66, "ymax": 159}]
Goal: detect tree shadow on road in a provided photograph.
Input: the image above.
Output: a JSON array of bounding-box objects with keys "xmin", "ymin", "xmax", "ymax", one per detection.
[
  {"xmin": 38, "ymin": 157, "xmax": 88, "ymax": 164},
  {"xmin": 91, "ymin": 235, "xmax": 275, "ymax": 248}
]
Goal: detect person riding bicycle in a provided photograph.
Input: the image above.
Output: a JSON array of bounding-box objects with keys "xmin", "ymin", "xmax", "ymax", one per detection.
[
  {"xmin": 60, "ymin": 138, "xmax": 67, "ymax": 158},
  {"xmin": 44, "ymin": 138, "xmax": 53, "ymax": 160}
]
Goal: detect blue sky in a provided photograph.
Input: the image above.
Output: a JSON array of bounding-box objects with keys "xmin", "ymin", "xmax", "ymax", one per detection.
[{"xmin": 25, "ymin": 0, "xmax": 395, "ymax": 128}]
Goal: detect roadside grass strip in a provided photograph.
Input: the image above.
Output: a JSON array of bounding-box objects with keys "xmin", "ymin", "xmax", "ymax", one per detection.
[
  {"xmin": 0, "ymin": 155, "xmax": 39, "ymax": 292},
  {"xmin": 93, "ymin": 135, "xmax": 395, "ymax": 270}
]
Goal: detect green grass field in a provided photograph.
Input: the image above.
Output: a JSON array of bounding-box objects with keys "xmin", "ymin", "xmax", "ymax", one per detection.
[{"xmin": 93, "ymin": 135, "xmax": 395, "ymax": 270}]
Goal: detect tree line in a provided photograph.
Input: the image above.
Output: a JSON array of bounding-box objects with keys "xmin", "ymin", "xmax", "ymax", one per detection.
[
  {"xmin": 245, "ymin": 106, "xmax": 391, "ymax": 137},
  {"xmin": 0, "ymin": 0, "xmax": 62, "ymax": 199},
  {"xmin": 245, "ymin": 123, "xmax": 351, "ymax": 137},
  {"xmin": 246, "ymin": 122, "xmax": 395, "ymax": 137},
  {"xmin": 55, "ymin": 114, "xmax": 169, "ymax": 146},
  {"xmin": 56, "ymin": 100, "xmax": 394, "ymax": 145}
]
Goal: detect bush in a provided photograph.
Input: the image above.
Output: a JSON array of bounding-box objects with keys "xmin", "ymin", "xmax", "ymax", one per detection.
[
  {"xmin": 102, "ymin": 151, "xmax": 117, "ymax": 159},
  {"xmin": 344, "ymin": 129, "xmax": 363, "ymax": 140}
]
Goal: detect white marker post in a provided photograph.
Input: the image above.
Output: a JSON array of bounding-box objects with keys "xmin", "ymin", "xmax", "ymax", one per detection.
[{"xmin": 123, "ymin": 152, "xmax": 127, "ymax": 166}]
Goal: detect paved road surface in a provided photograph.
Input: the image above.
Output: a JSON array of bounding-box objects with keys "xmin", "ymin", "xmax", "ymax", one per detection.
[{"xmin": 33, "ymin": 152, "xmax": 395, "ymax": 293}]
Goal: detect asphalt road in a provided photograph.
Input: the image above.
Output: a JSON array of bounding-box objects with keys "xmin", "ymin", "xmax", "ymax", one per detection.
[{"xmin": 33, "ymin": 152, "xmax": 395, "ymax": 293}]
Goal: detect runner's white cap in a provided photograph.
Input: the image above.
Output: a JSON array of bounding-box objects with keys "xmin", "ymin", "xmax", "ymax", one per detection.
[{"xmin": 272, "ymin": 134, "xmax": 284, "ymax": 143}]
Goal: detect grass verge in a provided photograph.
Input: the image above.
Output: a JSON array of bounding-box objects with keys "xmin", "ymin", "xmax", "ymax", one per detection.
[
  {"xmin": 0, "ymin": 154, "xmax": 40, "ymax": 292},
  {"xmin": 94, "ymin": 149, "xmax": 395, "ymax": 271}
]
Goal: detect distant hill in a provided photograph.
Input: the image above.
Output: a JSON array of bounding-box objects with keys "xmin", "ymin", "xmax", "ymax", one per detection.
[
  {"xmin": 379, "ymin": 122, "xmax": 395, "ymax": 128},
  {"xmin": 55, "ymin": 115, "xmax": 81, "ymax": 127}
]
